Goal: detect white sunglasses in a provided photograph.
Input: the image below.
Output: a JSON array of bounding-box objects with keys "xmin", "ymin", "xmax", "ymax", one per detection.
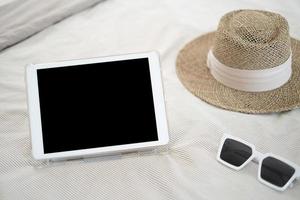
[{"xmin": 217, "ymin": 134, "xmax": 300, "ymax": 191}]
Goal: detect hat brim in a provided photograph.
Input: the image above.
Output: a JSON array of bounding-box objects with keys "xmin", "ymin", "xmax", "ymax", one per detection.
[{"xmin": 176, "ymin": 32, "xmax": 300, "ymax": 114}]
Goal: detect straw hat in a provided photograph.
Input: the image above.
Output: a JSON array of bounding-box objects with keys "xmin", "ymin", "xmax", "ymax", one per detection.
[{"xmin": 176, "ymin": 9, "xmax": 300, "ymax": 114}]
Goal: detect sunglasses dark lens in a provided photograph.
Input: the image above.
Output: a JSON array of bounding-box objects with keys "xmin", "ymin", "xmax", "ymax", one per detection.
[
  {"xmin": 261, "ymin": 156, "xmax": 295, "ymax": 187},
  {"xmin": 220, "ymin": 138, "xmax": 252, "ymax": 167}
]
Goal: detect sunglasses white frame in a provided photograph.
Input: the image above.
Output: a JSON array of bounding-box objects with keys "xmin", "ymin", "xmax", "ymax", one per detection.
[{"xmin": 217, "ymin": 134, "xmax": 300, "ymax": 191}]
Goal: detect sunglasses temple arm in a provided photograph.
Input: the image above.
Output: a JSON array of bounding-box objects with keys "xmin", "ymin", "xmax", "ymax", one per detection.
[
  {"xmin": 290, "ymin": 176, "xmax": 300, "ymax": 189},
  {"xmin": 289, "ymin": 169, "xmax": 300, "ymax": 188},
  {"xmin": 297, "ymin": 171, "xmax": 300, "ymax": 179}
]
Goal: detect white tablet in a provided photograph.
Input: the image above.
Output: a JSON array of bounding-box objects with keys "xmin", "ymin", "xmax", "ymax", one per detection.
[{"xmin": 26, "ymin": 52, "xmax": 169, "ymax": 161}]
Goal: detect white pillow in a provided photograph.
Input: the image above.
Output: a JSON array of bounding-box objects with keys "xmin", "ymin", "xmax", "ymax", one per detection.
[{"xmin": 0, "ymin": 0, "xmax": 105, "ymax": 51}]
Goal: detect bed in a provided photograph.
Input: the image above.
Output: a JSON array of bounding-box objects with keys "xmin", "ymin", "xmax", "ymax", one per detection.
[{"xmin": 0, "ymin": 0, "xmax": 299, "ymax": 199}]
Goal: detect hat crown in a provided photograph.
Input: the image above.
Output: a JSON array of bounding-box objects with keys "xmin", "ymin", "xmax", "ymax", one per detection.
[
  {"xmin": 212, "ymin": 10, "xmax": 291, "ymax": 70},
  {"xmin": 232, "ymin": 11, "xmax": 276, "ymax": 43}
]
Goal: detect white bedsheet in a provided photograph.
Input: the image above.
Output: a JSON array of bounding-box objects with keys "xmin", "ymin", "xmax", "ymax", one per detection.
[{"xmin": 0, "ymin": 0, "xmax": 299, "ymax": 199}]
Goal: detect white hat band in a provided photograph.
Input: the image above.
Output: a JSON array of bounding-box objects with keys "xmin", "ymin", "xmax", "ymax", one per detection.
[{"xmin": 207, "ymin": 50, "xmax": 292, "ymax": 92}]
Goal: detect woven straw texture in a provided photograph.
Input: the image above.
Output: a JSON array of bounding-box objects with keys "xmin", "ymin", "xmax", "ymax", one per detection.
[
  {"xmin": 176, "ymin": 10, "xmax": 300, "ymax": 114},
  {"xmin": 213, "ymin": 10, "xmax": 291, "ymax": 70}
]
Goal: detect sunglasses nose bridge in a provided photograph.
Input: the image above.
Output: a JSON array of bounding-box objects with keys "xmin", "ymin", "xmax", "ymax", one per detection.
[{"xmin": 252, "ymin": 151, "xmax": 264, "ymax": 164}]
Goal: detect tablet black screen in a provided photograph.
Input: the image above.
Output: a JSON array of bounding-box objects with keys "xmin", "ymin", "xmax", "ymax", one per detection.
[{"xmin": 37, "ymin": 58, "xmax": 158, "ymax": 153}]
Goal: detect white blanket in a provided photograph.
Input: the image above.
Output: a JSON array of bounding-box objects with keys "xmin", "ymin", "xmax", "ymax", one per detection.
[{"xmin": 0, "ymin": 0, "xmax": 299, "ymax": 199}]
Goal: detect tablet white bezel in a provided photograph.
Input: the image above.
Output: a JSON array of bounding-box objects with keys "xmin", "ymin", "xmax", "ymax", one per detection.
[{"xmin": 26, "ymin": 52, "xmax": 169, "ymax": 160}]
